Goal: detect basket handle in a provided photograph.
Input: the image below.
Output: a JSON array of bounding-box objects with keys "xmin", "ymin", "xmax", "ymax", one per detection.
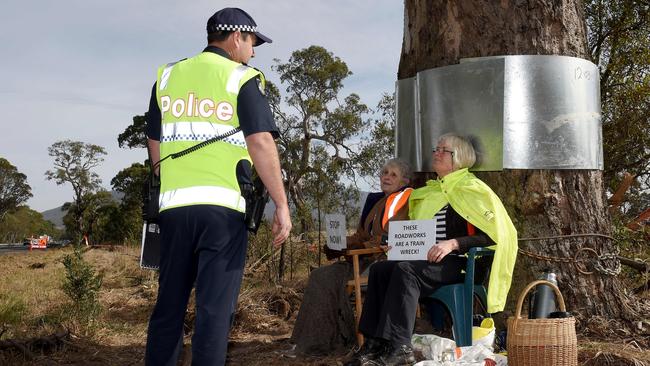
[{"xmin": 514, "ymin": 279, "xmax": 566, "ymax": 319}]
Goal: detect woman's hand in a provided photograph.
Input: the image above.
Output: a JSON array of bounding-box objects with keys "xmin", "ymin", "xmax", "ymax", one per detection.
[
  {"xmin": 323, "ymin": 246, "xmax": 344, "ymax": 260},
  {"xmin": 379, "ymin": 245, "xmax": 392, "ymax": 253},
  {"xmin": 427, "ymin": 239, "xmax": 459, "ymax": 263}
]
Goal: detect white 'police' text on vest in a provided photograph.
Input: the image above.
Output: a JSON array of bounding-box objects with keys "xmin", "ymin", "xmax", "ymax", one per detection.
[{"xmin": 160, "ymin": 93, "xmax": 234, "ymax": 121}]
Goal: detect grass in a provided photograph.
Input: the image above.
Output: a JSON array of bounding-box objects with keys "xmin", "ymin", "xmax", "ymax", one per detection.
[
  {"xmin": 0, "ymin": 246, "xmax": 154, "ymax": 365},
  {"xmin": 0, "ymin": 250, "xmax": 68, "ymax": 339},
  {"xmin": 0, "ymin": 242, "xmax": 648, "ymax": 365}
]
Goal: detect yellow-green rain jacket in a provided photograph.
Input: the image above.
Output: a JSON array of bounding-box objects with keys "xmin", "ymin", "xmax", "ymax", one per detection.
[{"xmin": 409, "ymin": 168, "xmax": 518, "ymax": 313}]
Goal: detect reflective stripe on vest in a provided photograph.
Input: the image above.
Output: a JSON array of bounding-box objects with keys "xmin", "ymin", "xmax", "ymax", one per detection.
[
  {"xmin": 226, "ymin": 65, "xmax": 251, "ymax": 94},
  {"xmin": 159, "ymin": 185, "xmax": 246, "ymax": 212},
  {"xmin": 382, "ymin": 188, "xmax": 413, "ymax": 228},
  {"xmin": 161, "ymin": 121, "xmax": 246, "ymax": 147},
  {"xmin": 159, "ymin": 61, "xmax": 179, "ymax": 90}
]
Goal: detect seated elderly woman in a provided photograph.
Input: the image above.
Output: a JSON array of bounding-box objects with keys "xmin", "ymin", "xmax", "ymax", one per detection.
[
  {"xmin": 290, "ymin": 158, "xmax": 414, "ymax": 356},
  {"xmin": 345, "ymin": 133, "xmax": 517, "ymax": 366}
]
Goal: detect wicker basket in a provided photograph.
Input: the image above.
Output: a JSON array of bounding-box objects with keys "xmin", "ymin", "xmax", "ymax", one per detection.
[{"xmin": 507, "ymin": 280, "xmax": 577, "ymax": 366}]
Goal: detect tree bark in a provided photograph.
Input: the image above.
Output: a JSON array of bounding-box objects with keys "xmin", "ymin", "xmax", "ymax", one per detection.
[{"xmin": 400, "ymin": 0, "xmax": 637, "ymax": 324}]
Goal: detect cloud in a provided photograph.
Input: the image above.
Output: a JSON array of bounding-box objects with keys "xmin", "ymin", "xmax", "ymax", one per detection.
[{"xmin": 0, "ymin": 0, "xmax": 402, "ymax": 211}]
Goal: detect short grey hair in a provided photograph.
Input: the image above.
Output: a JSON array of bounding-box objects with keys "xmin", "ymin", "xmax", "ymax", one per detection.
[
  {"xmin": 382, "ymin": 158, "xmax": 413, "ymax": 183},
  {"xmin": 438, "ymin": 133, "xmax": 476, "ymax": 170}
]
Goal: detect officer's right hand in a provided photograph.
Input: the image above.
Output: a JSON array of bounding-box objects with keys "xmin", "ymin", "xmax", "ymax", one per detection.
[{"xmin": 271, "ymin": 204, "xmax": 292, "ymax": 247}]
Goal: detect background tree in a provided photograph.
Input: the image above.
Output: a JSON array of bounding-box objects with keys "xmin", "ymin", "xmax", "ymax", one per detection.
[
  {"xmin": 0, "ymin": 157, "xmax": 32, "ymax": 222},
  {"xmin": 586, "ymin": 0, "xmax": 650, "ymax": 219},
  {"xmin": 357, "ymin": 93, "xmax": 397, "ymax": 179},
  {"xmin": 108, "ymin": 162, "xmax": 149, "ymax": 243},
  {"xmin": 0, "ymin": 207, "xmax": 61, "ymax": 243},
  {"xmin": 115, "ymin": 113, "xmax": 150, "ymax": 245},
  {"xmin": 62, "ymin": 190, "xmax": 115, "ymax": 243},
  {"xmin": 117, "ymin": 114, "xmax": 148, "ymax": 149},
  {"xmin": 400, "ymin": 0, "xmax": 643, "ymax": 332},
  {"xmin": 111, "ymin": 163, "xmax": 148, "ymax": 208},
  {"xmin": 270, "ymin": 46, "xmax": 371, "ymax": 232},
  {"xmin": 45, "ymin": 140, "xmax": 106, "ymax": 241}
]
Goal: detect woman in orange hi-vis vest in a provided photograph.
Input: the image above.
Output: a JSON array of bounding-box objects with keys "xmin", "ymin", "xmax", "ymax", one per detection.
[{"xmin": 290, "ymin": 158, "xmax": 413, "ymax": 356}]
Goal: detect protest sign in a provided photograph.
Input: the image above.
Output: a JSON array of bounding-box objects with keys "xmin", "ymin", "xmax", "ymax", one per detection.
[{"xmin": 387, "ymin": 219, "xmax": 437, "ymax": 260}]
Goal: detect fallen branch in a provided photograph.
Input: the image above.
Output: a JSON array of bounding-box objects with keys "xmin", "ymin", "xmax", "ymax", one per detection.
[
  {"xmin": 618, "ymin": 256, "xmax": 650, "ymax": 273},
  {"xmin": 246, "ymin": 247, "xmax": 283, "ymax": 273},
  {"xmin": 617, "ymin": 256, "xmax": 650, "ymax": 294},
  {"xmin": 0, "ymin": 330, "xmax": 70, "ymax": 359}
]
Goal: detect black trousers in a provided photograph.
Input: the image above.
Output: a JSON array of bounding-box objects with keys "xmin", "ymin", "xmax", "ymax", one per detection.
[
  {"xmin": 358, "ymin": 257, "xmax": 466, "ymax": 347},
  {"xmin": 145, "ymin": 205, "xmax": 247, "ymax": 366}
]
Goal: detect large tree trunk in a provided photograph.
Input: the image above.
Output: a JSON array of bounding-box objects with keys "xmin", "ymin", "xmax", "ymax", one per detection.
[{"xmin": 400, "ymin": 0, "xmax": 637, "ymax": 327}]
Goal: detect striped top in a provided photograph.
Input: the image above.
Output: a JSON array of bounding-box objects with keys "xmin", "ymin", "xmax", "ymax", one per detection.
[{"xmin": 433, "ymin": 205, "xmax": 448, "ymax": 244}]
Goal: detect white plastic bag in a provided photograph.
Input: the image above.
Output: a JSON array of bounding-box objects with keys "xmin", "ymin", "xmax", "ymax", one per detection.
[
  {"xmin": 456, "ymin": 343, "xmax": 493, "ymax": 362},
  {"xmin": 411, "ymin": 333, "xmax": 501, "ymax": 366},
  {"xmin": 412, "ymin": 334, "xmax": 456, "ymax": 361}
]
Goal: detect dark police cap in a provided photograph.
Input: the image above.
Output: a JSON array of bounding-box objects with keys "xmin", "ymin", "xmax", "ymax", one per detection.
[{"xmin": 206, "ymin": 7, "xmax": 272, "ymax": 47}]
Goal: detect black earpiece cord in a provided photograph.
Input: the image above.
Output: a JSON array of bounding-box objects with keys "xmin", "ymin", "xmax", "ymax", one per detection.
[{"xmin": 153, "ymin": 127, "xmax": 242, "ymax": 170}]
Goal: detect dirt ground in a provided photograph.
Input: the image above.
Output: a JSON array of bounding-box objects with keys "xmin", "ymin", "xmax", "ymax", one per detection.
[{"xmin": 0, "ymin": 245, "xmax": 649, "ymax": 365}]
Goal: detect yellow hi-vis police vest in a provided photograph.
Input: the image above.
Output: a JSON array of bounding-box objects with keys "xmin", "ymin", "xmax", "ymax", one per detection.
[{"xmin": 155, "ymin": 52, "xmax": 264, "ymax": 213}]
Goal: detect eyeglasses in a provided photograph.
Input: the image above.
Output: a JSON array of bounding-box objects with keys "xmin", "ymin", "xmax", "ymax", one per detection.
[{"xmin": 434, "ymin": 147, "xmax": 454, "ymax": 155}]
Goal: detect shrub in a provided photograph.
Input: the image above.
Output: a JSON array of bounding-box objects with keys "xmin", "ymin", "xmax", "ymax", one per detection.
[{"xmin": 61, "ymin": 247, "xmax": 103, "ymax": 323}]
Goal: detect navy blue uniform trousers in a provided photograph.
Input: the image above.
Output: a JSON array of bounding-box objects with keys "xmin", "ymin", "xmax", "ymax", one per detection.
[{"xmin": 145, "ymin": 205, "xmax": 248, "ymax": 366}]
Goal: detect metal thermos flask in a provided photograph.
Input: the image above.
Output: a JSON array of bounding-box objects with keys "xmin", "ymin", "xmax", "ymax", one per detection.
[{"xmin": 529, "ymin": 272, "xmax": 558, "ymax": 319}]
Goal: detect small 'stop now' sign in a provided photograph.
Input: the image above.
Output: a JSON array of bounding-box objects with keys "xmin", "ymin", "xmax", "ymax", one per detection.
[{"xmin": 325, "ymin": 214, "xmax": 347, "ymax": 251}]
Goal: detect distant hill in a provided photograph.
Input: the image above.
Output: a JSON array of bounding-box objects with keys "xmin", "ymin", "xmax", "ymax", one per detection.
[
  {"xmin": 41, "ymin": 206, "xmax": 66, "ymax": 229},
  {"xmin": 40, "ymin": 191, "xmax": 124, "ymax": 229}
]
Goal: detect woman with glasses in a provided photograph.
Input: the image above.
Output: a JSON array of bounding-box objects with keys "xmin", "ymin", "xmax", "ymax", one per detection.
[
  {"xmin": 345, "ymin": 133, "xmax": 517, "ymax": 366},
  {"xmin": 290, "ymin": 158, "xmax": 414, "ymax": 356}
]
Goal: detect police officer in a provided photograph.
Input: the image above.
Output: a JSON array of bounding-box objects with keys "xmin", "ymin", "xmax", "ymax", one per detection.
[{"xmin": 144, "ymin": 7, "xmax": 292, "ymax": 365}]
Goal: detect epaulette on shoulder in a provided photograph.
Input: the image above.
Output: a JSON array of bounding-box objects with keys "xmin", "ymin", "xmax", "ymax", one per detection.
[{"xmin": 248, "ymin": 66, "xmax": 266, "ymax": 80}]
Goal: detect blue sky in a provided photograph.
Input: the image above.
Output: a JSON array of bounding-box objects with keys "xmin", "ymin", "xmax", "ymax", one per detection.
[{"xmin": 0, "ymin": 1, "xmax": 403, "ymax": 211}]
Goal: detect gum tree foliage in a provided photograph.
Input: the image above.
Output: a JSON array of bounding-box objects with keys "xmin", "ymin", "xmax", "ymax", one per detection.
[
  {"xmin": 115, "ymin": 113, "xmax": 150, "ymax": 244},
  {"xmin": 357, "ymin": 93, "xmax": 397, "ymax": 179},
  {"xmin": 61, "ymin": 190, "xmax": 115, "ymax": 243},
  {"xmin": 45, "ymin": 140, "xmax": 106, "ymax": 241},
  {"xmin": 586, "ymin": 0, "xmax": 650, "ymax": 218},
  {"xmin": 0, "ymin": 207, "xmax": 60, "ymax": 243},
  {"xmin": 108, "ymin": 162, "xmax": 149, "ymax": 243},
  {"xmin": 63, "ymin": 161, "xmax": 148, "ymax": 245},
  {"xmin": 0, "ymin": 157, "xmax": 32, "ymax": 222},
  {"xmin": 269, "ymin": 46, "xmax": 387, "ymax": 231},
  {"xmin": 118, "ymin": 114, "xmax": 148, "ymax": 149},
  {"xmin": 112, "ymin": 163, "xmax": 148, "ymax": 208}
]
